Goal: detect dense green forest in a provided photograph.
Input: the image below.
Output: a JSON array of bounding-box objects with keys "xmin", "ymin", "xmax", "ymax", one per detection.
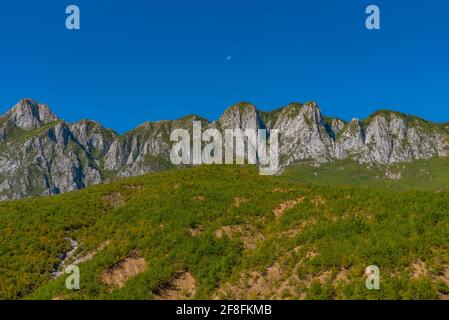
[{"xmin": 1, "ymin": 163, "xmax": 449, "ymax": 300}]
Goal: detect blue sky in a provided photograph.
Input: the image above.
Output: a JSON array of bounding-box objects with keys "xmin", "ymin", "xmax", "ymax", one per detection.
[{"xmin": 0, "ymin": 0, "xmax": 448, "ymax": 133}]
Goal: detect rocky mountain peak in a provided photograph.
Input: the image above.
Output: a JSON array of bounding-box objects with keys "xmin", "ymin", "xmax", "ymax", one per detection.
[
  {"xmin": 219, "ymin": 102, "xmax": 262, "ymax": 130},
  {"xmin": 330, "ymin": 118, "xmax": 346, "ymax": 135},
  {"xmin": 1, "ymin": 98, "xmax": 449, "ymax": 201},
  {"xmin": 5, "ymin": 98, "xmax": 59, "ymax": 130},
  {"xmin": 304, "ymin": 101, "xmax": 318, "ymax": 108}
]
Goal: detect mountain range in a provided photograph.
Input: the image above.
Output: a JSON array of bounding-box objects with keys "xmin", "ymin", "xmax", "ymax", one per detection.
[{"xmin": 1, "ymin": 98, "xmax": 449, "ymax": 201}]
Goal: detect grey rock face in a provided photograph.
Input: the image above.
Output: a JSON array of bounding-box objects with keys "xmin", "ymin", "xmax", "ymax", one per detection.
[
  {"xmin": 1, "ymin": 99, "xmax": 449, "ymax": 200},
  {"xmin": 103, "ymin": 117, "xmax": 205, "ymax": 177},
  {"xmin": 334, "ymin": 118, "xmax": 367, "ymax": 160},
  {"xmin": 218, "ymin": 102, "xmax": 263, "ymax": 130},
  {"xmin": 273, "ymin": 103, "xmax": 334, "ymax": 165},
  {"xmin": 6, "ymin": 98, "xmax": 58, "ymax": 130},
  {"xmin": 331, "ymin": 119, "xmax": 345, "ymax": 136},
  {"xmin": 69, "ymin": 120, "xmax": 116, "ymax": 157}
]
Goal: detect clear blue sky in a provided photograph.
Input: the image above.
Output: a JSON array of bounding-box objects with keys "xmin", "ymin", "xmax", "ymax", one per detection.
[{"xmin": 0, "ymin": 0, "xmax": 448, "ymax": 133}]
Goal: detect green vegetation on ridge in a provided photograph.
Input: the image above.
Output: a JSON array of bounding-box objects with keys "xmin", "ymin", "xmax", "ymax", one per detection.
[
  {"xmin": 0, "ymin": 165, "xmax": 449, "ymax": 300},
  {"xmin": 282, "ymin": 157, "xmax": 449, "ymax": 192}
]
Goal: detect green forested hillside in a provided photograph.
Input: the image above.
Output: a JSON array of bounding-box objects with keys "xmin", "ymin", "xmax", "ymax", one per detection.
[
  {"xmin": 282, "ymin": 157, "xmax": 449, "ymax": 192},
  {"xmin": 0, "ymin": 165, "xmax": 449, "ymax": 300}
]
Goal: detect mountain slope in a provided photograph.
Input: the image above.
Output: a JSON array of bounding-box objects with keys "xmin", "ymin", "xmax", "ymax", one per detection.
[
  {"xmin": 0, "ymin": 165, "xmax": 448, "ymax": 300},
  {"xmin": 1, "ymin": 98, "xmax": 449, "ymax": 200},
  {"xmin": 282, "ymin": 157, "xmax": 449, "ymax": 192},
  {"xmin": 0, "ymin": 100, "xmax": 116, "ymax": 200}
]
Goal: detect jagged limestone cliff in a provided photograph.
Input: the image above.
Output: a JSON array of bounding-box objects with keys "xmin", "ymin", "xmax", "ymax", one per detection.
[{"xmin": 1, "ymin": 98, "xmax": 448, "ymax": 200}]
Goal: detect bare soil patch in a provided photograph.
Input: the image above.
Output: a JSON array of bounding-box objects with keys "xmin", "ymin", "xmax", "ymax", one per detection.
[
  {"xmin": 411, "ymin": 260, "xmax": 428, "ymax": 279},
  {"xmin": 188, "ymin": 226, "xmax": 204, "ymax": 237},
  {"xmin": 233, "ymin": 197, "xmax": 249, "ymax": 208},
  {"xmin": 101, "ymin": 252, "xmax": 147, "ymax": 288},
  {"xmin": 281, "ymin": 219, "xmax": 317, "ymax": 238},
  {"xmin": 271, "ymin": 188, "xmax": 296, "ymax": 193},
  {"xmin": 102, "ymin": 192, "xmax": 126, "ymax": 209},
  {"xmin": 215, "ymin": 224, "xmax": 264, "ymax": 250},
  {"xmin": 311, "ymin": 196, "xmax": 326, "ymax": 206},
  {"xmin": 72, "ymin": 240, "xmax": 110, "ymax": 265},
  {"xmin": 273, "ymin": 197, "xmax": 305, "ymax": 219},
  {"xmin": 153, "ymin": 272, "xmax": 197, "ymax": 300}
]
